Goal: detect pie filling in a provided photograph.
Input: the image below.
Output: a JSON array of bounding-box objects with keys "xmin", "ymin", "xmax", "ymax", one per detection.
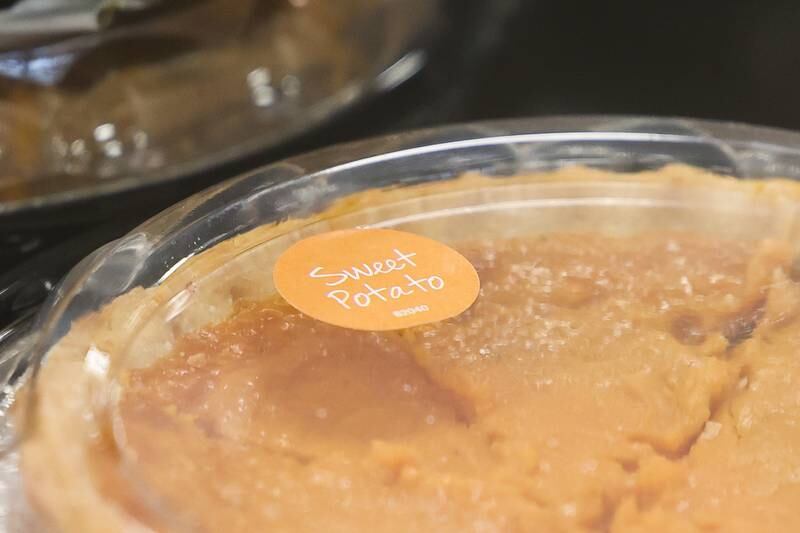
[{"xmin": 90, "ymin": 230, "xmax": 800, "ymax": 532}]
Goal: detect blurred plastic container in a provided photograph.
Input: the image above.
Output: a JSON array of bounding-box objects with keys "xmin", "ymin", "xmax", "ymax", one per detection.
[{"xmin": 0, "ymin": 0, "xmax": 438, "ymax": 213}]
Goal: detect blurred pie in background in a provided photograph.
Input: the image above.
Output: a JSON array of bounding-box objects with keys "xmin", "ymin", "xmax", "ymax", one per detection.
[{"xmin": 0, "ymin": 0, "xmax": 435, "ymax": 209}]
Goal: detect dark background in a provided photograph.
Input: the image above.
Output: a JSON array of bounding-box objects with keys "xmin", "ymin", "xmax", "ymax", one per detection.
[
  {"xmin": 457, "ymin": 1, "xmax": 799, "ymax": 127},
  {"xmin": 4, "ymin": 0, "xmax": 800, "ymax": 327}
]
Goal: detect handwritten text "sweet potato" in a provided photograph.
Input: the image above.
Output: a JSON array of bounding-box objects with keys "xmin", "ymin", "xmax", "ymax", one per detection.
[{"xmin": 308, "ymin": 248, "xmax": 444, "ymax": 310}]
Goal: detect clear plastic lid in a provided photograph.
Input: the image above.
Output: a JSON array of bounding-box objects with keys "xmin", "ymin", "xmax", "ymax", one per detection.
[{"xmin": 8, "ymin": 116, "xmax": 800, "ymax": 531}]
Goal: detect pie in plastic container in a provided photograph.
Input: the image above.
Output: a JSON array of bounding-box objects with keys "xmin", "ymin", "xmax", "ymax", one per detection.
[{"xmin": 5, "ymin": 117, "xmax": 800, "ymax": 532}]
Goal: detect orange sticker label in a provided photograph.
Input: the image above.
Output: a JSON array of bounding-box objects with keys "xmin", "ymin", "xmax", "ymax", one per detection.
[{"xmin": 273, "ymin": 228, "xmax": 480, "ymax": 331}]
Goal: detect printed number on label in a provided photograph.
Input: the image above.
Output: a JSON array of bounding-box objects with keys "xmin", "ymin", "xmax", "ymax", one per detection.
[{"xmin": 392, "ymin": 305, "xmax": 430, "ymax": 318}]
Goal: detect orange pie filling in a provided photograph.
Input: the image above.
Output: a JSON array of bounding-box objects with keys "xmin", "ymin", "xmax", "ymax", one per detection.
[{"xmin": 87, "ymin": 230, "xmax": 800, "ymax": 532}]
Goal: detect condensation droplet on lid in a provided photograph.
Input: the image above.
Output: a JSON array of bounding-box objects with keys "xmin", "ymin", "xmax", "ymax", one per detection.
[
  {"xmin": 69, "ymin": 139, "xmax": 86, "ymax": 156},
  {"xmin": 560, "ymin": 502, "xmax": 577, "ymax": 518},
  {"xmin": 93, "ymin": 123, "xmax": 115, "ymax": 142},
  {"xmin": 251, "ymin": 85, "xmax": 276, "ymax": 107},
  {"xmin": 83, "ymin": 345, "xmax": 110, "ymax": 377},
  {"xmin": 247, "ymin": 67, "xmax": 271, "ymax": 86},
  {"xmin": 680, "ymin": 275, "xmax": 694, "ymax": 296},
  {"xmin": 247, "ymin": 67, "xmax": 277, "ymax": 107},
  {"xmin": 700, "ymin": 420, "xmax": 722, "ymax": 441}
]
